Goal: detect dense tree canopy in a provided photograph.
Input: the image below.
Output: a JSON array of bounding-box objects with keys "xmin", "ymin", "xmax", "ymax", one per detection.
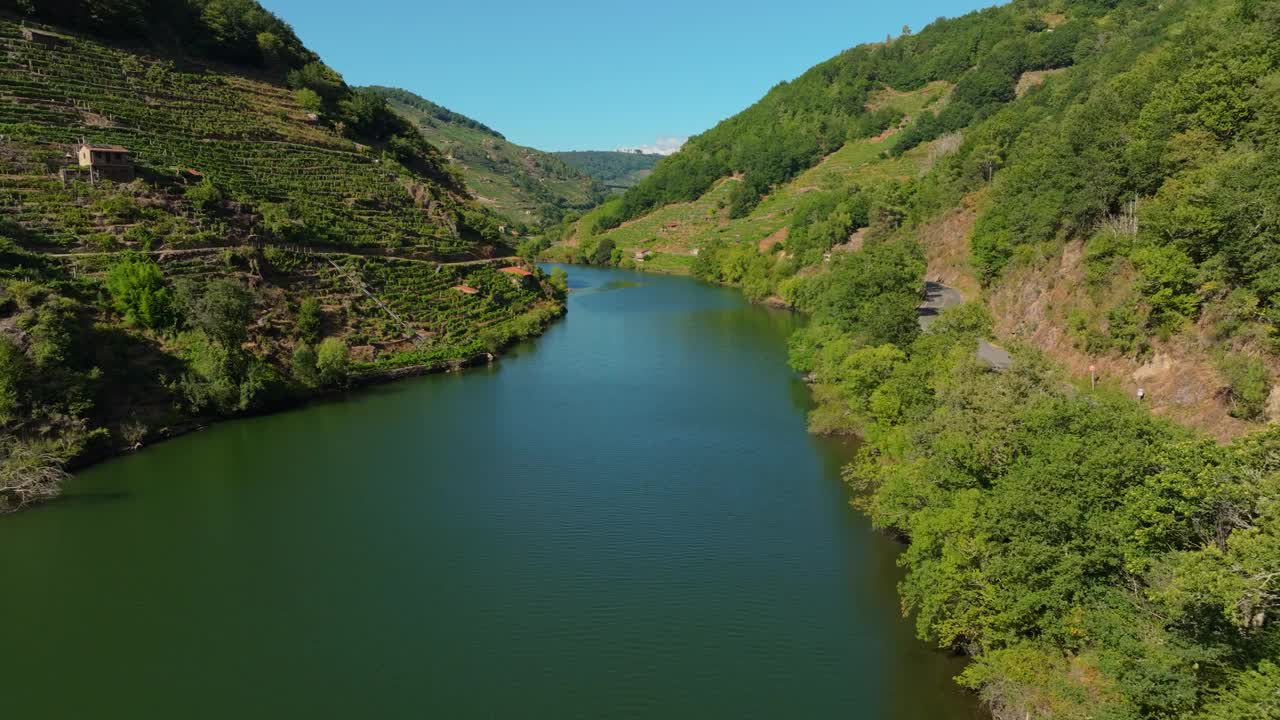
[{"xmin": 5, "ymin": 0, "xmax": 318, "ymax": 70}]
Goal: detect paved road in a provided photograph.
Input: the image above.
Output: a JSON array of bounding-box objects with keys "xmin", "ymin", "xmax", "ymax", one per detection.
[{"xmin": 919, "ymin": 281, "xmax": 1012, "ymax": 371}]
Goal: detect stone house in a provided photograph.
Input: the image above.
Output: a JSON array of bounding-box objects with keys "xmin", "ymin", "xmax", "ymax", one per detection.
[
  {"xmin": 77, "ymin": 143, "xmax": 135, "ymax": 182},
  {"xmin": 22, "ymin": 28, "xmax": 67, "ymax": 48}
]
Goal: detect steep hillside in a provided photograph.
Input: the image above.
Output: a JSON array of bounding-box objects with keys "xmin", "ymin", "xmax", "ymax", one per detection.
[
  {"xmin": 551, "ymin": 150, "xmax": 661, "ymax": 191},
  {"xmin": 567, "ymin": 0, "xmax": 1280, "ymax": 437},
  {"xmin": 366, "ymin": 86, "xmax": 605, "ymax": 228},
  {"xmin": 566, "ymin": 81, "xmax": 949, "ymax": 274},
  {"xmin": 0, "ymin": 3, "xmax": 564, "ymax": 511},
  {"xmin": 557, "ymin": 0, "xmax": 1280, "ymax": 716}
]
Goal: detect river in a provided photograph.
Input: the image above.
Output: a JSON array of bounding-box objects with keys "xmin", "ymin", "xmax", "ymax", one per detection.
[{"xmin": 0, "ymin": 265, "xmax": 980, "ymax": 718}]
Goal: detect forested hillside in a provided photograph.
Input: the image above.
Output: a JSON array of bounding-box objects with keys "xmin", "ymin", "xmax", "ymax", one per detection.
[
  {"xmin": 0, "ymin": 0, "xmax": 565, "ymax": 512},
  {"xmin": 559, "ymin": 0, "xmax": 1280, "ymax": 716},
  {"xmin": 551, "ymin": 150, "xmax": 661, "ymax": 190},
  {"xmin": 366, "ymin": 86, "xmax": 605, "ymax": 229}
]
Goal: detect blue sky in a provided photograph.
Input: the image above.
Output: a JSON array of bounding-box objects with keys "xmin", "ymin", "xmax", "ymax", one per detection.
[{"xmin": 259, "ymin": 0, "xmax": 998, "ymax": 152}]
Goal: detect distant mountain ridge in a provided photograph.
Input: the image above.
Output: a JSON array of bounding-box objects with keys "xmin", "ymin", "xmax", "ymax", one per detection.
[{"xmin": 552, "ymin": 151, "xmax": 661, "ymax": 190}]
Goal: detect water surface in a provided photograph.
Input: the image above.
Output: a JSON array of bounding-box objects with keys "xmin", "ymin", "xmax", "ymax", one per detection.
[{"xmin": 0, "ymin": 266, "xmax": 980, "ymax": 718}]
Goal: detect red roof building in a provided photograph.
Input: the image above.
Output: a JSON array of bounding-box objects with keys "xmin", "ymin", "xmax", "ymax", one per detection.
[
  {"xmin": 453, "ymin": 285, "xmax": 479, "ymax": 295},
  {"xmin": 499, "ymin": 267, "xmax": 533, "ymax": 277}
]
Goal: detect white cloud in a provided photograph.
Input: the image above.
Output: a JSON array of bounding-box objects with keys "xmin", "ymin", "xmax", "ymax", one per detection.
[{"xmin": 616, "ymin": 136, "xmax": 687, "ymax": 156}]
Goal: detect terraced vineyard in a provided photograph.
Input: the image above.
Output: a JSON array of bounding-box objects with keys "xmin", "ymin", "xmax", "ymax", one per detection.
[
  {"xmin": 0, "ymin": 19, "xmax": 487, "ymax": 256},
  {"xmin": 0, "ymin": 8, "xmax": 565, "ymax": 504}
]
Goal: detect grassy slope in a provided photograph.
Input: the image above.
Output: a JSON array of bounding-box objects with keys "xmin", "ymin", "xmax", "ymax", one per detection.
[
  {"xmin": 566, "ymin": 82, "xmax": 949, "ymax": 273},
  {"xmin": 370, "ymin": 88, "xmax": 603, "ymax": 228},
  {"xmin": 0, "ymin": 16, "xmax": 561, "ymax": 483}
]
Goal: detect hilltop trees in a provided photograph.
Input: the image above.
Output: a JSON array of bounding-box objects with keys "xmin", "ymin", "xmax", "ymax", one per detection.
[{"xmin": 10, "ymin": 0, "xmax": 318, "ymax": 70}]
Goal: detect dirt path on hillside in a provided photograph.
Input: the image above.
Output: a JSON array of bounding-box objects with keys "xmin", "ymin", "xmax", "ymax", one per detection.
[{"xmin": 40, "ymin": 244, "xmax": 516, "ymax": 267}]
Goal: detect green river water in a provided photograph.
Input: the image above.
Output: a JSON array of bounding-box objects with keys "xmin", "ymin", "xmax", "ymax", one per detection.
[{"xmin": 0, "ymin": 265, "xmax": 981, "ymax": 719}]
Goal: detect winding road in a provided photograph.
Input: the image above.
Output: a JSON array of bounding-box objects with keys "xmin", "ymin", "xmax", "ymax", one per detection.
[{"xmin": 919, "ymin": 281, "xmax": 1012, "ymax": 370}]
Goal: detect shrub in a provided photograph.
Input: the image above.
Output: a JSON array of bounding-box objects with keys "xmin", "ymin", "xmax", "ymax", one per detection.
[
  {"xmin": 295, "ymin": 298, "xmax": 322, "ymax": 344},
  {"xmin": 26, "ymin": 295, "xmax": 79, "ymax": 369},
  {"xmin": 316, "ymin": 337, "xmax": 349, "ymax": 387},
  {"xmin": 105, "ymin": 254, "xmax": 174, "ymax": 330},
  {"xmin": 95, "ymin": 194, "xmax": 140, "ymax": 223},
  {"xmin": 1132, "ymin": 245, "xmax": 1200, "ymax": 332},
  {"xmin": 291, "ymin": 342, "xmax": 318, "ymax": 387},
  {"xmin": 0, "ymin": 437, "xmax": 70, "ymax": 513},
  {"xmin": 174, "ymin": 330, "xmax": 240, "ymax": 414},
  {"xmin": 548, "ymin": 267, "xmax": 569, "ymax": 296},
  {"xmin": 1217, "ymin": 352, "xmax": 1271, "ymax": 420},
  {"xmin": 185, "ymin": 178, "xmax": 225, "ymax": 214},
  {"xmin": 261, "ymin": 246, "xmax": 303, "ymax": 273},
  {"xmin": 294, "ymin": 87, "xmax": 323, "ymax": 112},
  {"xmin": 123, "ymin": 225, "xmax": 157, "ymax": 250},
  {"xmin": 0, "ymin": 336, "xmax": 25, "ymax": 425}
]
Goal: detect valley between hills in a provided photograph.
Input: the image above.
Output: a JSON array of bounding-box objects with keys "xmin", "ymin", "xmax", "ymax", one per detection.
[{"xmin": 2, "ymin": 1, "xmax": 1280, "ymax": 718}]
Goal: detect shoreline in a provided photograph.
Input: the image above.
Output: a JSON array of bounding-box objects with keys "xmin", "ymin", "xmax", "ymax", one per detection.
[{"xmin": 61, "ymin": 304, "xmax": 566, "ymax": 479}]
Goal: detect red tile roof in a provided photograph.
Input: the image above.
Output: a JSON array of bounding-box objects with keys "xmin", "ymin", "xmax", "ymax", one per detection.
[
  {"xmin": 499, "ymin": 267, "xmax": 533, "ymax": 277},
  {"xmin": 83, "ymin": 144, "xmax": 130, "ymax": 153},
  {"xmin": 453, "ymin": 285, "xmax": 479, "ymax": 295}
]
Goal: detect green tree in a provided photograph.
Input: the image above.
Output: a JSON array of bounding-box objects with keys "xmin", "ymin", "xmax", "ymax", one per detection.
[
  {"xmin": 1199, "ymin": 661, "xmax": 1280, "ymax": 719},
  {"xmin": 291, "ymin": 341, "xmax": 318, "ymax": 388},
  {"xmin": 294, "ymin": 87, "xmax": 322, "ymax": 113},
  {"xmin": 1217, "ymin": 353, "xmax": 1272, "ymax": 420},
  {"xmin": 176, "ymin": 279, "xmax": 254, "ymax": 349},
  {"xmin": 105, "ymin": 254, "xmax": 174, "ymax": 330},
  {"xmin": 590, "ymin": 237, "xmax": 616, "ymax": 266},
  {"xmin": 316, "ymin": 337, "xmax": 349, "ymax": 387},
  {"xmin": 295, "ymin": 297, "xmax": 322, "ymax": 344},
  {"xmin": 1133, "ymin": 244, "xmax": 1202, "ymax": 331},
  {"xmin": 819, "ymin": 238, "xmax": 924, "ymax": 345},
  {"xmin": 548, "ymin": 266, "xmax": 569, "ymax": 296}
]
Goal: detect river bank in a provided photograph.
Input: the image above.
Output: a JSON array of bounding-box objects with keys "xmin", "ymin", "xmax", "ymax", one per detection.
[{"xmin": 58, "ymin": 302, "xmax": 566, "ymax": 491}]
